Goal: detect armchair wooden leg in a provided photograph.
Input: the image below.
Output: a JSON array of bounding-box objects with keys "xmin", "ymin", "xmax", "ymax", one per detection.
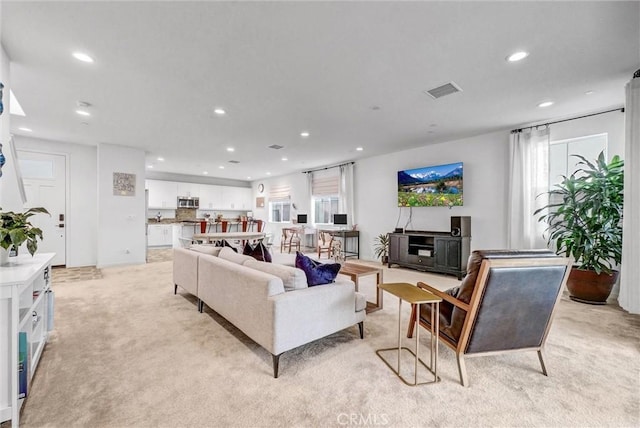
[
  {"xmin": 272, "ymin": 353, "xmax": 282, "ymax": 378},
  {"xmin": 174, "ymin": 284, "xmax": 178, "ymax": 295},
  {"xmin": 537, "ymin": 349, "xmax": 548, "ymax": 376},
  {"xmin": 358, "ymin": 321, "xmax": 364, "ymax": 339},
  {"xmin": 198, "ymin": 300, "xmax": 204, "ymax": 313},
  {"xmin": 456, "ymin": 354, "xmax": 469, "ymax": 387},
  {"xmin": 406, "ymin": 304, "xmax": 417, "ymax": 338}
]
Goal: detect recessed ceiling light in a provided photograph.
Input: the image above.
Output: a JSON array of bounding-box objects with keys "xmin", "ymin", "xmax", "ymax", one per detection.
[
  {"xmin": 281, "ymin": 157, "xmax": 288, "ymax": 161},
  {"xmin": 300, "ymin": 132, "xmax": 310, "ymax": 137},
  {"xmin": 203, "ymin": 171, "xmax": 208, "ymax": 175},
  {"xmin": 18, "ymin": 127, "xmax": 33, "ymax": 132},
  {"xmin": 219, "ymin": 166, "xmax": 225, "ymax": 169},
  {"xmin": 247, "ymin": 176, "xmax": 252, "ymax": 180},
  {"xmin": 266, "ymin": 172, "xmax": 271, "ymax": 175},
  {"xmin": 538, "ymin": 101, "xmax": 554, "ymax": 108},
  {"xmin": 72, "ymin": 52, "xmax": 94, "ymax": 63},
  {"xmin": 75, "ymin": 110, "xmax": 91, "ymax": 116},
  {"xmin": 226, "ymin": 147, "xmax": 235, "ymax": 152},
  {"xmin": 157, "ymin": 157, "xmax": 164, "ymax": 161},
  {"xmin": 356, "ymin": 147, "xmax": 363, "ymax": 151},
  {"xmin": 214, "ymin": 108, "xmax": 226, "ymax": 115},
  {"xmin": 506, "ymin": 51, "xmax": 529, "ymax": 62},
  {"xmin": 147, "ymin": 165, "xmax": 154, "ymax": 169},
  {"xmin": 585, "ymin": 90, "xmax": 595, "ymax": 95}
]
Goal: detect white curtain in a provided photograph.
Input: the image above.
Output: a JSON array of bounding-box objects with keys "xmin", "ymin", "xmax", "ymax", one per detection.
[
  {"xmin": 507, "ymin": 126, "xmax": 550, "ymax": 249},
  {"xmin": 618, "ymin": 71, "xmax": 640, "ymax": 314},
  {"xmin": 306, "ymin": 171, "xmax": 313, "ymax": 222},
  {"xmin": 339, "ymin": 163, "xmax": 355, "ymax": 227}
]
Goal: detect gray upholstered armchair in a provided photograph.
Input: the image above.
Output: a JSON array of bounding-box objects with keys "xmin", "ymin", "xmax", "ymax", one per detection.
[{"xmin": 407, "ymin": 250, "xmax": 572, "ymax": 386}]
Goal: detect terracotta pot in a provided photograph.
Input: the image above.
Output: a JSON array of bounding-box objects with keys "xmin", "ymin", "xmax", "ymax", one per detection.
[{"xmin": 566, "ymin": 268, "xmax": 619, "ymax": 305}]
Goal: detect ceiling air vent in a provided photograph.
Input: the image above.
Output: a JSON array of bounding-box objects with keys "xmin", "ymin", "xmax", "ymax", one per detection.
[
  {"xmin": 228, "ymin": 160, "xmax": 240, "ymax": 164},
  {"xmin": 424, "ymin": 81, "xmax": 463, "ymax": 99},
  {"xmin": 268, "ymin": 144, "xmax": 284, "ymax": 150}
]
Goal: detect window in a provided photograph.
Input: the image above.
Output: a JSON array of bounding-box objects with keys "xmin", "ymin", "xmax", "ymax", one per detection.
[
  {"xmin": 549, "ymin": 133, "xmax": 607, "ymax": 187},
  {"xmin": 313, "ymin": 196, "xmax": 339, "ymax": 224},
  {"xmin": 269, "ymin": 201, "xmax": 291, "ymax": 223},
  {"xmin": 549, "ymin": 133, "xmax": 607, "ymax": 204}
]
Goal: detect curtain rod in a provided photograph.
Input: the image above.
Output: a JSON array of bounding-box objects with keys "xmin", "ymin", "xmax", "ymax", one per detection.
[
  {"xmin": 302, "ymin": 161, "xmax": 355, "ymax": 174},
  {"xmin": 511, "ymin": 107, "xmax": 624, "ymax": 133}
]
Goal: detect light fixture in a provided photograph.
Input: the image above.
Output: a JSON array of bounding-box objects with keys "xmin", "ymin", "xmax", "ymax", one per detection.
[
  {"xmin": 266, "ymin": 172, "xmax": 271, "ymax": 175},
  {"xmin": 356, "ymin": 147, "xmax": 363, "ymax": 151},
  {"xmin": 226, "ymin": 147, "xmax": 234, "ymax": 152},
  {"xmin": 203, "ymin": 171, "xmax": 209, "ymax": 175},
  {"xmin": 247, "ymin": 176, "xmax": 252, "ymax": 180},
  {"xmin": 538, "ymin": 101, "xmax": 554, "ymax": 108},
  {"xmin": 214, "ymin": 108, "xmax": 226, "ymax": 115},
  {"xmin": 585, "ymin": 90, "xmax": 595, "ymax": 95},
  {"xmin": 506, "ymin": 51, "xmax": 529, "ymax": 62},
  {"xmin": 300, "ymin": 131, "xmax": 310, "ymax": 137},
  {"xmin": 147, "ymin": 165, "xmax": 154, "ymax": 169},
  {"xmin": 75, "ymin": 110, "xmax": 91, "ymax": 116},
  {"xmin": 219, "ymin": 166, "xmax": 225, "ymax": 169},
  {"xmin": 9, "ymin": 90, "xmax": 26, "ymax": 116},
  {"xmin": 72, "ymin": 52, "xmax": 94, "ymax": 63},
  {"xmin": 281, "ymin": 157, "xmax": 288, "ymax": 161},
  {"xmin": 157, "ymin": 157, "xmax": 164, "ymax": 161},
  {"xmin": 18, "ymin": 127, "xmax": 33, "ymax": 132}
]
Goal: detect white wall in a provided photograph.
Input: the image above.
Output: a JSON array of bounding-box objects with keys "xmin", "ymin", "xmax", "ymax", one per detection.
[
  {"xmin": 15, "ymin": 136, "xmax": 98, "ymax": 267},
  {"xmin": 0, "ymin": 43, "xmax": 22, "ymax": 212},
  {"xmin": 356, "ymin": 131, "xmax": 509, "ymax": 260},
  {"xmin": 96, "ymin": 143, "xmax": 146, "ymax": 267}
]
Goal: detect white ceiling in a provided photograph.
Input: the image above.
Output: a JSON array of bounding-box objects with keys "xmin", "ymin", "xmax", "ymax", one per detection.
[{"xmin": 2, "ymin": 1, "xmax": 639, "ymax": 182}]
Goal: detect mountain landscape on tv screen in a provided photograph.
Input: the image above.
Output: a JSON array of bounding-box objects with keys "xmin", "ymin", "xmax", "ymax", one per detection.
[{"xmin": 397, "ymin": 162, "xmax": 463, "ymax": 207}]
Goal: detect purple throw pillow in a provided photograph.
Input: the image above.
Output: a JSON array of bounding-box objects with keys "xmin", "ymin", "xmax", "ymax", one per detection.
[
  {"xmin": 243, "ymin": 241, "xmax": 272, "ymax": 263},
  {"xmin": 295, "ymin": 251, "xmax": 341, "ymax": 286}
]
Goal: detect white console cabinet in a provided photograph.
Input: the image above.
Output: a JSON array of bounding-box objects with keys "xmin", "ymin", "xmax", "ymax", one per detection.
[{"xmin": 0, "ymin": 253, "xmax": 55, "ymax": 426}]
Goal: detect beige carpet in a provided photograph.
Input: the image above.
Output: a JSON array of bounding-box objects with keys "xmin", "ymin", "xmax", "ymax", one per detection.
[{"xmin": 14, "ymin": 255, "xmax": 640, "ymax": 428}]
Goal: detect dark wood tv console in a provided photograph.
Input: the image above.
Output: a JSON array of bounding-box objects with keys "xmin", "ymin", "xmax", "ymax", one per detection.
[{"xmin": 388, "ymin": 230, "xmax": 470, "ymax": 279}]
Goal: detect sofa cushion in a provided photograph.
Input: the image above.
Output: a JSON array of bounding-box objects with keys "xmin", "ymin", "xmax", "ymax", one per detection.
[
  {"xmin": 244, "ymin": 259, "xmax": 308, "ymax": 291},
  {"xmin": 243, "ymin": 241, "xmax": 272, "ymax": 263},
  {"xmin": 218, "ymin": 246, "xmax": 256, "ymax": 265},
  {"xmin": 295, "ymin": 251, "xmax": 341, "ymax": 286},
  {"xmin": 189, "ymin": 244, "xmax": 222, "ymax": 256}
]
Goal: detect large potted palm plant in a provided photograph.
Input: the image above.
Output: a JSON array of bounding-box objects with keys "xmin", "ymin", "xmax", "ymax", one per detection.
[
  {"xmin": 535, "ymin": 151, "xmax": 624, "ymax": 304},
  {"xmin": 0, "ymin": 207, "xmax": 50, "ymax": 265}
]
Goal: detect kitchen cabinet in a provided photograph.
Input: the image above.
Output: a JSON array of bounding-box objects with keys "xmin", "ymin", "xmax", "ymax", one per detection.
[
  {"xmin": 221, "ymin": 187, "xmax": 252, "ymax": 210},
  {"xmin": 146, "ymin": 180, "xmax": 177, "ymax": 209},
  {"xmin": 199, "ymin": 184, "xmax": 223, "ymax": 210},
  {"xmin": 176, "ymin": 182, "xmax": 200, "ymax": 198},
  {"xmin": 147, "ymin": 224, "xmax": 174, "ymax": 247}
]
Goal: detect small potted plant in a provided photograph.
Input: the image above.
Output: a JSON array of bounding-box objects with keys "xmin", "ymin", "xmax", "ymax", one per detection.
[
  {"xmin": 0, "ymin": 207, "xmax": 50, "ymax": 264},
  {"xmin": 535, "ymin": 151, "xmax": 624, "ymax": 304},
  {"xmin": 373, "ymin": 233, "xmax": 390, "ymax": 265}
]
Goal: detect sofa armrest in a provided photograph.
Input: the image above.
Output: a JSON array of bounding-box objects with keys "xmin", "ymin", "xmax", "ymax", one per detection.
[
  {"xmin": 269, "ymin": 282, "xmax": 363, "ymax": 355},
  {"xmin": 417, "ymin": 281, "xmax": 469, "ymax": 312}
]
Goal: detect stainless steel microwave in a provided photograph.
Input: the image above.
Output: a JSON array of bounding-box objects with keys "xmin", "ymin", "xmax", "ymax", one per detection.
[{"xmin": 177, "ymin": 196, "xmax": 199, "ymax": 208}]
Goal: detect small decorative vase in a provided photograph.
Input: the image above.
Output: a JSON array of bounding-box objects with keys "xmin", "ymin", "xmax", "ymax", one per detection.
[{"xmin": 0, "ymin": 247, "xmax": 9, "ymax": 266}]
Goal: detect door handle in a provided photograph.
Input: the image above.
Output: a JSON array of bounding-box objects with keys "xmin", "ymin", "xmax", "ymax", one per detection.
[{"xmin": 57, "ymin": 224, "xmax": 65, "ymax": 228}]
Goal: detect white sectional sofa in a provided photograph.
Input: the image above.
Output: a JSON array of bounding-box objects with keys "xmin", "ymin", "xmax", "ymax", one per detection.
[{"xmin": 173, "ymin": 246, "xmax": 366, "ymax": 377}]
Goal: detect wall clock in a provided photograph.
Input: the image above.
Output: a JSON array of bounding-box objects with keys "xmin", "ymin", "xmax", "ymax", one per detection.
[{"xmin": 258, "ymin": 183, "xmax": 264, "ymax": 193}]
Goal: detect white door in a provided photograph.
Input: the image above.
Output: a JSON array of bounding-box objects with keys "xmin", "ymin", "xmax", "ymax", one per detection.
[{"xmin": 17, "ymin": 151, "xmax": 66, "ymax": 266}]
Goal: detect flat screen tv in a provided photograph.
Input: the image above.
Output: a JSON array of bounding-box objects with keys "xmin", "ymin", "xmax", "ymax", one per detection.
[
  {"xmin": 397, "ymin": 161, "xmax": 463, "ymax": 207},
  {"xmin": 296, "ymin": 214, "xmax": 308, "ymax": 224},
  {"xmin": 333, "ymin": 214, "xmax": 348, "ymax": 225}
]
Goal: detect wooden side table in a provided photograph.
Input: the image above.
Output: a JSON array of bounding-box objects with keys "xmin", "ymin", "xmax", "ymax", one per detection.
[
  {"xmin": 339, "ymin": 263, "xmax": 383, "ymax": 313},
  {"xmin": 376, "ymin": 282, "xmax": 442, "ymax": 386}
]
